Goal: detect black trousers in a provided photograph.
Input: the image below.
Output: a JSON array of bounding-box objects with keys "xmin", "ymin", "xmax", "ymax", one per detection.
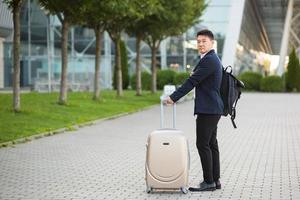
[{"xmin": 196, "ymin": 114, "xmax": 221, "ymax": 184}]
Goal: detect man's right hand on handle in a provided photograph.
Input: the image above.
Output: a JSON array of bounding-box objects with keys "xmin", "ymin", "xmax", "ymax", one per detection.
[{"xmin": 163, "ymin": 96, "xmax": 174, "ymax": 105}]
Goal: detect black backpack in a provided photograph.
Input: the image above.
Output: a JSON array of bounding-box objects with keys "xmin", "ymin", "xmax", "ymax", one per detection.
[{"xmin": 220, "ymin": 66, "xmax": 245, "ymax": 128}]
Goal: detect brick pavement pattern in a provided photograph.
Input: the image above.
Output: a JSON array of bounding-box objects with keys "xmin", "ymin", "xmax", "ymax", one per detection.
[{"xmin": 0, "ymin": 93, "xmax": 300, "ymax": 200}]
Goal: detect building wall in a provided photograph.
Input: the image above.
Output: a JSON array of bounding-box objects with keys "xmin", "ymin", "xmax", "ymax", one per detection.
[
  {"xmin": 0, "ymin": 37, "xmax": 3, "ymax": 88},
  {"xmin": 221, "ymin": 0, "xmax": 246, "ymax": 70},
  {"xmin": 0, "ymin": 2, "xmax": 13, "ymax": 89},
  {"xmin": 239, "ymin": 0, "xmax": 272, "ymax": 54},
  {"xmin": 0, "ymin": 2, "xmax": 13, "ymax": 38},
  {"xmin": 234, "ymin": 0, "xmax": 274, "ymax": 74}
]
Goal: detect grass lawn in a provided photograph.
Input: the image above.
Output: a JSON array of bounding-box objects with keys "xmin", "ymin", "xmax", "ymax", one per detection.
[{"xmin": 0, "ymin": 90, "xmax": 161, "ymax": 144}]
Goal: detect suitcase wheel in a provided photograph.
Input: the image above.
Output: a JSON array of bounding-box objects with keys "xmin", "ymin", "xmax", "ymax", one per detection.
[
  {"xmin": 146, "ymin": 186, "xmax": 152, "ymax": 193},
  {"xmin": 180, "ymin": 187, "xmax": 188, "ymax": 194}
]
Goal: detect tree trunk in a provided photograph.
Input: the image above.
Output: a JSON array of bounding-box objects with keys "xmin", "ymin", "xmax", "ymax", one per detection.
[
  {"xmin": 115, "ymin": 36, "xmax": 123, "ymax": 97},
  {"xmin": 135, "ymin": 35, "xmax": 142, "ymax": 96},
  {"xmin": 93, "ymin": 27, "xmax": 103, "ymax": 100},
  {"xmin": 151, "ymin": 45, "xmax": 158, "ymax": 93},
  {"xmin": 12, "ymin": 4, "xmax": 21, "ymax": 112},
  {"xmin": 58, "ymin": 20, "xmax": 69, "ymax": 105}
]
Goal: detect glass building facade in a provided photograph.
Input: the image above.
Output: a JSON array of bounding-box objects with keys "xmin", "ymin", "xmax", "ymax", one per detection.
[
  {"xmin": 234, "ymin": 0, "xmax": 273, "ymax": 75},
  {"xmin": 1, "ymin": 0, "xmax": 298, "ymax": 90}
]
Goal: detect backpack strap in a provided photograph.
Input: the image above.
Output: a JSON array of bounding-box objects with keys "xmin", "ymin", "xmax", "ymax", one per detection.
[
  {"xmin": 230, "ymin": 91, "xmax": 241, "ymax": 128},
  {"xmin": 231, "ymin": 102, "xmax": 237, "ymax": 128},
  {"xmin": 231, "ymin": 117, "xmax": 237, "ymax": 129}
]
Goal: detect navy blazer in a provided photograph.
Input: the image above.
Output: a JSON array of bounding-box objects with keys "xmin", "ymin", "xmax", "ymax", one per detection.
[{"xmin": 170, "ymin": 49, "xmax": 224, "ymax": 115}]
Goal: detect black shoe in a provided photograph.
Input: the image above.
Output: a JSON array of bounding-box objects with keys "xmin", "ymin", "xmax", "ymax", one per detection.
[
  {"xmin": 215, "ymin": 180, "xmax": 221, "ymax": 189},
  {"xmin": 189, "ymin": 181, "xmax": 216, "ymax": 192}
]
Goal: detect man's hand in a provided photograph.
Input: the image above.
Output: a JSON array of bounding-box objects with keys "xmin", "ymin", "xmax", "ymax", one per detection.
[{"xmin": 164, "ymin": 96, "xmax": 174, "ymax": 105}]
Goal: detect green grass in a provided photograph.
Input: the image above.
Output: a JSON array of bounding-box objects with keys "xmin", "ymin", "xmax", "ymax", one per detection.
[{"xmin": 0, "ymin": 90, "xmax": 161, "ymax": 143}]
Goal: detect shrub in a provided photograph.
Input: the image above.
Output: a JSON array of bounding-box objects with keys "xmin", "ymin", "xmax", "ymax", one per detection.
[
  {"xmin": 174, "ymin": 72, "xmax": 189, "ymax": 86},
  {"xmin": 157, "ymin": 69, "xmax": 176, "ymax": 90},
  {"xmin": 238, "ymin": 71, "xmax": 263, "ymax": 91},
  {"xmin": 260, "ymin": 75, "xmax": 284, "ymax": 92},
  {"xmin": 130, "ymin": 72, "xmax": 152, "ymax": 90},
  {"xmin": 286, "ymin": 48, "xmax": 300, "ymax": 92}
]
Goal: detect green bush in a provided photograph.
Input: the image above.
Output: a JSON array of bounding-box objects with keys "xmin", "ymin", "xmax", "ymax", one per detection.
[
  {"xmin": 260, "ymin": 75, "xmax": 284, "ymax": 92},
  {"xmin": 238, "ymin": 71, "xmax": 263, "ymax": 91},
  {"xmin": 157, "ymin": 69, "xmax": 176, "ymax": 90},
  {"xmin": 130, "ymin": 72, "xmax": 152, "ymax": 90},
  {"xmin": 113, "ymin": 40, "xmax": 129, "ymax": 89},
  {"xmin": 286, "ymin": 48, "xmax": 300, "ymax": 92},
  {"xmin": 174, "ymin": 72, "xmax": 189, "ymax": 86}
]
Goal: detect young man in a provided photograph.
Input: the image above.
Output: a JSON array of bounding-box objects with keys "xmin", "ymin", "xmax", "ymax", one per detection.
[{"xmin": 164, "ymin": 29, "xmax": 224, "ymax": 191}]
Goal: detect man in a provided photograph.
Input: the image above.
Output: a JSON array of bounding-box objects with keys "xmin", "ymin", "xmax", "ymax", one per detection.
[{"xmin": 164, "ymin": 29, "xmax": 224, "ymax": 191}]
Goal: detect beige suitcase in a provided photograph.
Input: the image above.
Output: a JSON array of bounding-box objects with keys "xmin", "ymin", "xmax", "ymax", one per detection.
[{"xmin": 145, "ymin": 97, "xmax": 190, "ymax": 194}]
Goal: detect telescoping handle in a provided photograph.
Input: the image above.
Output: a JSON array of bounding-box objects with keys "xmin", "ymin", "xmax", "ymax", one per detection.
[{"xmin": 160, "ymin": 95, "xmax": 176, "ymax": 129}]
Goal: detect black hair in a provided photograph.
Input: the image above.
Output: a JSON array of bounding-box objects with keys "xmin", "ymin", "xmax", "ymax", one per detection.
[{"xmin": 197, "ymin": 29, "xmax": 214, "ymax": 40}]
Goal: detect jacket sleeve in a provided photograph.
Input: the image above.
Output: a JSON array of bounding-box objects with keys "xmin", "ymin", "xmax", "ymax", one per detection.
[{"xmin": 170, "ymin": 58, "xmax": 216, "ymax": 102}]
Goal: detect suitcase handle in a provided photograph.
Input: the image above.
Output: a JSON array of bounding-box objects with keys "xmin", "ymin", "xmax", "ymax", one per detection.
[{"xmin": 160, "ymin": 95, "xmax": 176, "ymax": 129}]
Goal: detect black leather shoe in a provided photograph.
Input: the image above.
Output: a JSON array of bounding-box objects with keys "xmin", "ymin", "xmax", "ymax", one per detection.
[
  {"xmin": 215, "ymin": 180, "xmax": 221, "ymax": 189},
  {"xmin": 189, "ymin": 181, "xmax": 216, "ymax": 192}
]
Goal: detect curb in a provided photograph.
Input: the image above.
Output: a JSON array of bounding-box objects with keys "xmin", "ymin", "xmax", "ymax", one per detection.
[{"xmin": 0, "ymin": 104, "xmax": 159, "ymax": 148}]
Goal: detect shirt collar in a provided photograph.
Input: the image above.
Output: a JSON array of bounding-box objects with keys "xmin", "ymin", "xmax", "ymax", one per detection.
[
  {"xmin": 199, "ymin": 49, "xmax": 214, "ymax": 59},
  {"xmin": 200, "ymin": 52, "xmax": 207, "ymax": 59}
]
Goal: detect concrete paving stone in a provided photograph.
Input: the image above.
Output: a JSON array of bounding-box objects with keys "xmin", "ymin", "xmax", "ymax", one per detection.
[{"xmin": 0, "ymin": 93, "xmax": 300, "ymax": 200}]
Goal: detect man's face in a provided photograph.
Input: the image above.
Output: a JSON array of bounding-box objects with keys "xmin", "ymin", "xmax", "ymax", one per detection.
[{"xmin": 197, "ymin": 35, "xmax": 214, "ymax": 54}]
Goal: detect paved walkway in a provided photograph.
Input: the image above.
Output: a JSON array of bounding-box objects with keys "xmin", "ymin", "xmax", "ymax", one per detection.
[{"xmin": 0, "ymin": 93, "xmax": 300, "ymax": 200}]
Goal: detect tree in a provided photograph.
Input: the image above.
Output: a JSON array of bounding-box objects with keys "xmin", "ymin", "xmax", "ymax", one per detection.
[
  {"xmin": 105, "ymin": 0, "xmax": 145, "ymax": 97},
  {"xmin": 143, "ymin": 0, "xmax": 206, "ymax": 93},
  {"xmin": 286, "ymin": 48, "xmax": 300, "ymax": 92},
  {"xmin": 79, "ymin": 0, "xmax": 107, "ymax": 101},
  {"xmin": 38, "ymin": 0, "xmax": 85, "ymax": 104},
  {"xmin": 125, "ymin": 0, "xmax": 160, "ymax": 96},
  {"xmin": 120, "ymin": 40, "xmax": 129, "ymax": 89},
  {"xmin": 113, "ymin": 40, "xmax": 129, "ymax": 90},
  {"xmin": 3, "ymin": 0, "xmax": 25, "ymax": 112}
]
